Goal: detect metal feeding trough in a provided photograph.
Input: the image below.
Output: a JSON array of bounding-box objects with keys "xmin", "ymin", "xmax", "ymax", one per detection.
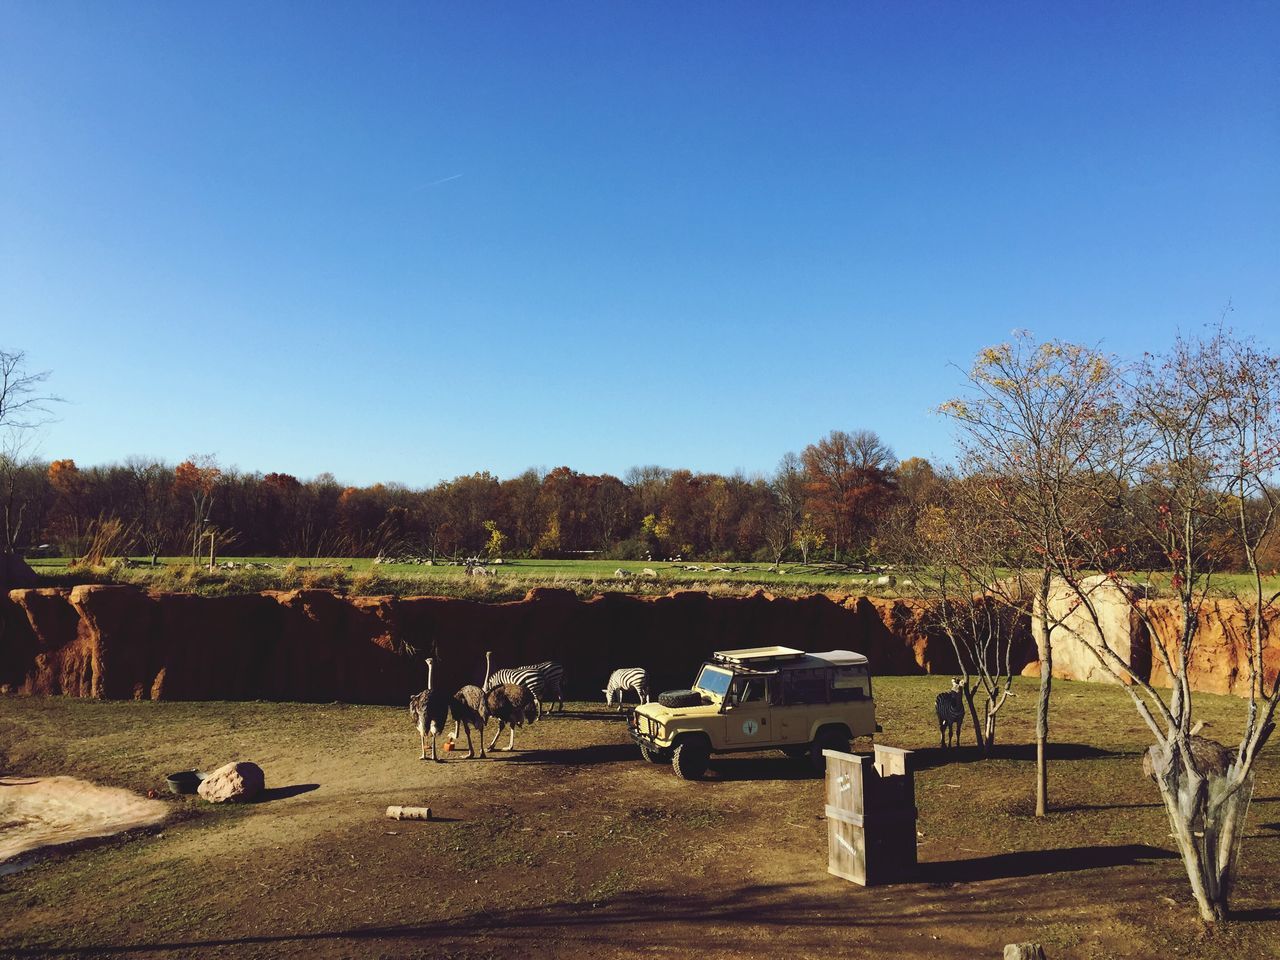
[{"xmin": 165, "ymin": 770, "xmax": 205, "ymax": 795}]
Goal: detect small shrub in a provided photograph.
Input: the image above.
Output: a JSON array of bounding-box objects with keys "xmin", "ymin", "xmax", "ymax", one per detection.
[{"xmin": 606, "ymin": 539, "xmax": 647, "ymax": 561}]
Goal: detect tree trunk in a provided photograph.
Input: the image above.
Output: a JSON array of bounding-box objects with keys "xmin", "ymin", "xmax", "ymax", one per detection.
[
  {"xmin": 1035, "ymin": 584, "xmax": 1052, "ymax": 817},
  {"xmin": 961, "ymin": 684, "xmax": 988, "ymax": 755},
  {"xmin": 1151, "ymin": 746, "xmax": 1256, "ymax": 922}
]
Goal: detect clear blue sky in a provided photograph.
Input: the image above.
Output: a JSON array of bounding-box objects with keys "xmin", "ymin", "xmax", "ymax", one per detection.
[{"xmin": 3, "ymin": 2, "xmax": 1277, "ymax": 486}]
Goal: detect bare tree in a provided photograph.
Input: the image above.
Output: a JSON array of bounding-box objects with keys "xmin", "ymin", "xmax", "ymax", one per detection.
[
  {"xmin": 763, "ymin": 452, "xmax": 805, "ymax": 569},
  {"xmin": 1051, "ymin": 328, "xmax": 1280, "ymax": 921},
  {"xmin": 0, "ymin": 349, "xmax": 58, "ymax": 437},
  {"xmin": 942, "ymin": 334, "xmax": 1122, "ymax": 816},
  {"xmin": 126, "ymin": 457, "xmax": 177, "ymax": 563},
  {"xmin": 891, "ymin": 473, "xmax": 1024, "ymax": 755},
  {"xmin": 0, "ymin": 350, "xmax": 59, "ymax": 570}
]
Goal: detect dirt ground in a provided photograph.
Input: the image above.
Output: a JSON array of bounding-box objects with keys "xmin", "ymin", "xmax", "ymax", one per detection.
[{"xmin": 1, "ymin": 678, "xmax": 1278, "ymax": 959}]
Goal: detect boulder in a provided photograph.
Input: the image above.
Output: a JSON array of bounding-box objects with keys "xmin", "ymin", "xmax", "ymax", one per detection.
[
  {"xmin": 1032, "ymin": 576, "xmax": 1147, "ymax": 685},
  {"xmin": 197, "ymin": 761, "xmax": 265, "ymax": 803}
]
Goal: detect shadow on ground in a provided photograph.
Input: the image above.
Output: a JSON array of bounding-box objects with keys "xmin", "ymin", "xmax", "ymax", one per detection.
[
  {"xmin": 921, "ymin": 843, "xmax": 1176, "ymax": 883},
  {"xmin": 0, "ymin": 870, "xmax": 1171, "ymax": 957},
  {"xmin": 490, "ymin": 743, "xmax": 637, "ymax": 766},
  {"xmin": 255, "ymin": 783, "xmax": 320, "ymax": 802},
  {"xmin": 910, "ymin": 742, "xmax": 1130, "ymax": 770}
]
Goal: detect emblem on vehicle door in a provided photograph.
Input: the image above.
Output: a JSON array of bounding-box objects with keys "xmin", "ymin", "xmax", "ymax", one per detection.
[{"xmin": 742, "ymin": 719, "xmax": 759, "ymax": 735}]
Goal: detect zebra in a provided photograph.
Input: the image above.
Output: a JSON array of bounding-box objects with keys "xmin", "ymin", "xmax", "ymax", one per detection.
[
  {"xmin": 486, "ymin": 661, "xmax": 565, "ymax": 718},
  {"xmin": 603, "ymin": 667, "xmax": 649, "ymax": 711},
  {"xmin": 935, "ymin": 677, "xmax": 965, "ymax": 748}
]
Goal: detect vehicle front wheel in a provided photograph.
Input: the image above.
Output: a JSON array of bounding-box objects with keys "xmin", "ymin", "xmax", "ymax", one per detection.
[
  {"xmin": 640, "ymin": 744, "xmax": 668, "ymax": 764},
  {"xmin": 809, "ymin": 726, "xmax": 851, "ymax": 774},
  {"xmin": 671, "ymin": 738, "xmax": 710, "ymax": 780}
]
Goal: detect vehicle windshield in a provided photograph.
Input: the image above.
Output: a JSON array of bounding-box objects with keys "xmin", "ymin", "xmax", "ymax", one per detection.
[{"xmin": 694, "ymin": 665, "xmax": 732, "ymax": 698}]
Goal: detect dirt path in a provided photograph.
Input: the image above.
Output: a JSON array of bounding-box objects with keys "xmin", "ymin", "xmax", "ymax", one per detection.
[{"xmin": 2, "ymin": 682, "xmax": 1279, "ymax": 959}]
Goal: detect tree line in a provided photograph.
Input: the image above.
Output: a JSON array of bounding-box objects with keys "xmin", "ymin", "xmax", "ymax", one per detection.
[{"xmin": 1, "ymin": 426, "xmax": 918, "ymax": 564}]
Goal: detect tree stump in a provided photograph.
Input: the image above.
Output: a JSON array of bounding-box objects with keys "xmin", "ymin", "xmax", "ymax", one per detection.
[{"xmin": 1003, "ymin": 944, "xmax": 1047, "ymax": 960}]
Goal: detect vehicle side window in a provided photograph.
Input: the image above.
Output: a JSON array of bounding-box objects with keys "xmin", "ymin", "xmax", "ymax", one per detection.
[
  {"xmin": 780, "ymin": 668, "xmax": 827, "ymax": 705},
  {"xmin": 830, "ymin": 666, "xmax": 871, "ymax": 702}
]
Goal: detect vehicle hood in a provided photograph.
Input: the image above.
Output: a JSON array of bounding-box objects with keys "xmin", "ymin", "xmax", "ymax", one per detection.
[{"xmin": 635, "ymin": 701, "xmax": 722, "ymax": 723}]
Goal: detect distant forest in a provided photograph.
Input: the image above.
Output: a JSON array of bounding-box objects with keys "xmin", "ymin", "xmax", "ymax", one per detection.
[{"xmin": 3, "ymin": 429, "xmax": 933, "ymax": 564}]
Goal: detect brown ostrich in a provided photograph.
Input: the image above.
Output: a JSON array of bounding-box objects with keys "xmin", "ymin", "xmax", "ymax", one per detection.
[
  {"xmin": 1141, "ymin": 722, "xmax": 1233, "ymax": 780},
  {"xmin": 449, "ymin": 650, "xmax": 492, "ymax": 759},
  {"xmin": 409, "ymin": 657, "xmax": 449, "ymax": 762},
  {"xmin": 485, "ymin": 681, "xmax": 538, "ymax": 752}
]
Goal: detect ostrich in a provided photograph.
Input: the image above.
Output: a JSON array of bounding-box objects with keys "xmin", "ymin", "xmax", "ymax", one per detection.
[
  {"xmin": 409, "ymin": 657, "xmax": 449, "ymax": 762},
  {"xmin": 449, "ymin": 650, "xmax": 492, "ymax": 759},
  {"xmin": 935, "ymin": 677, "xmax": 965, "ymax": 748},
  {"xmin": 485, "ymin": 681, "xmax": 538, "ymax": 752}
]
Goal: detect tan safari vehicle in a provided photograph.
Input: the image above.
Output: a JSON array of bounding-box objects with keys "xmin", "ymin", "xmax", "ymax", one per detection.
[{"xmin": 628, "ymin": 646, "xmax": 878, "ymax": 780}]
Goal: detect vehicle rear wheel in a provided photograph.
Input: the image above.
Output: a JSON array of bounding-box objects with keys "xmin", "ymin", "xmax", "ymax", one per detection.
[
  {"xmin": 640, "ymin": 744, "xmax": 668, "ymax": 764},
  {"xmin": 809, "ymin": 726, "xmax": 851, "ymax": 774},
  {"xmin": 671, "ymin": 737, "xmax": 710, "ymax": 780}
]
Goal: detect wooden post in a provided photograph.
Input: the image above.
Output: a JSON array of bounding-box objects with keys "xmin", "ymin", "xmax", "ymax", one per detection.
[{"xmin": 825, "ymin": 746, "xmax": 917, "ymax": 886}]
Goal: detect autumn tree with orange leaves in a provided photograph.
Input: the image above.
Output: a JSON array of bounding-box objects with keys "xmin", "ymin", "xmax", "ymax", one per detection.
[
  {"xmin": 173, "ymin": 456, "xmax": 221, "ymax": 564},
  {"xmin": 800, "ymin": 429, "xmax": 898, "ymax": 562}
]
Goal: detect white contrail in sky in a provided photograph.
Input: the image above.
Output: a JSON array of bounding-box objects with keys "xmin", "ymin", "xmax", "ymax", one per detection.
[{"xmin": 415, "ymin": 173, "xmax": 463, "ymax": 191}]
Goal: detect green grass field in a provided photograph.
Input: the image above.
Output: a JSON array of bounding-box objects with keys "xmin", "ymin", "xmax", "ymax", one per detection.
[
  {"xmin": 25, "ymin": 555, "xmax": 895, "ymax": 599},
  {"xmin": 25, "ymin": 554, "xmax": 1280, "ymax": 602}
]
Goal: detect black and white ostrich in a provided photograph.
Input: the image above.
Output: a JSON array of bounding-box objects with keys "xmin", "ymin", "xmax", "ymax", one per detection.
[
  {"xmin": 935, "ymin": 677, "xmax": 966, "ymax": 748},
  {"xmin": 485, "ymin": 680, "xmax": 538, "ymax": 752},
  {"xmin": 449, "ymin": 650, "xmax": 492, "ymax": 759},
  {"xmin": 409, "ymin": 657, "xmax": 450, "ymax": 762}
]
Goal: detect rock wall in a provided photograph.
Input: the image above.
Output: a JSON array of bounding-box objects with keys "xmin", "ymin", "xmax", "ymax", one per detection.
[
  {"xmin": 1141, "ymin": 599, "xmax": 1280, "ymax": 697},
  {"xmin": 1025, "ymin": 579, "xmax": 1280, "ymax": 696},
  {"xmin": 1, "ymin": 586, "xmax": 985, "ymax": 705},
  {"xmin": 6, "ymin": 583, "xmax": 1271, "ymax": 704}
]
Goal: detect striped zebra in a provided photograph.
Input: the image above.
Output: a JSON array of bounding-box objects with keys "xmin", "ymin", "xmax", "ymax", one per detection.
[
  {"xmin": 603, "ymin": 667, "xmax": 649, "ymax": 711},
  {"xmin": 486, "ymin": 661, "xmax": 565, "ymax": 718},
  {"xmin": 935, "ymin": 678, "xmax": 965, "ymax": 748}
]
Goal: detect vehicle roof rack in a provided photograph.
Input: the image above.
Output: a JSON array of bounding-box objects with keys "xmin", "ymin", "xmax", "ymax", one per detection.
[{"xmin": 713, "ymin": 646, "xmax": 806, "ymax": 665}]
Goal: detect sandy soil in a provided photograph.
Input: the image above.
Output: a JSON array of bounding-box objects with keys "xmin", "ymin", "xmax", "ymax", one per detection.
[{"xmin": 0, "ymin": 776, "xmax": 169, "ymax": 866}]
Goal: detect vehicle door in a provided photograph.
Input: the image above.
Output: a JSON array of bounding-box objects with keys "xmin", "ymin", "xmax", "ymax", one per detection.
[
  {"xmin": 722, "ymin": 677, "xmax": 772, "ymax": 746},
  {"xmin": 776, "ymin": 666, "xmax": 826, "ymax": 744}
]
